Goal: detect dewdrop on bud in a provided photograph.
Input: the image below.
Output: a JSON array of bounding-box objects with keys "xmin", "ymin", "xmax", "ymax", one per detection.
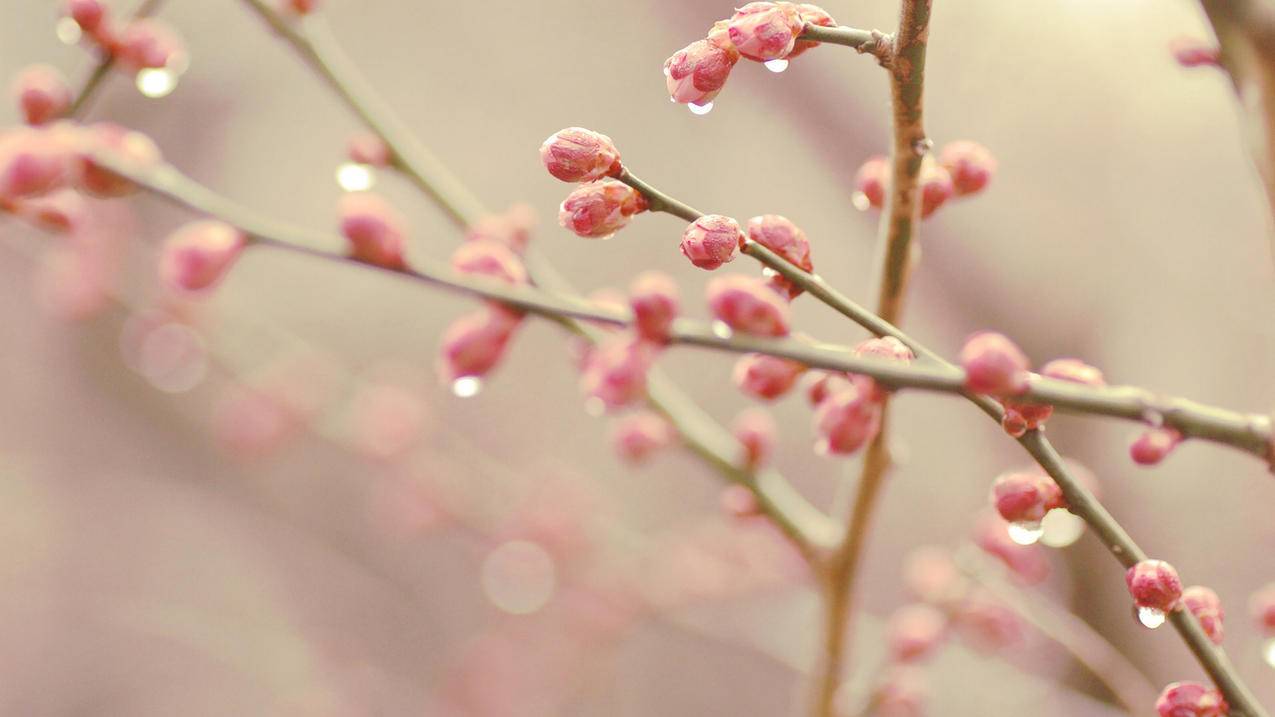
[
  {"xmin": 450, "ymin": 240, "xmax": 529, "ymax": 286},
  {"xmin": 706, "ymin": 275, "xmax": 790, "ymax": 337},
  {"xmin": 558, "ymin": 179, "xmax": 647, "ymax": 239},
  {"xmin": 1127, "ymin": 559, "xmax": 1182, "ymax": 628},
  {"xmin": 732, "ymin": 353, "xmax": 804, "ymax": 400},
  {"xmin": 1170, "ymin": 37, "xmax": 1221, "ymax": 68},
  {"xmin": 611, "ymin": 411, "xmax": 673, "ymax": 464},
  {"xmin": 11, "ymin": 65, "xmax": 72, "ymax": 126},
  {"xmin": 938, "ymin": 141, "xmax": 997, "ymax": 197},
  {"xmin": 680, "ymin": 214, "xmax": 742, "ymax": 270},
  {"xmin": 813, "ymin": 386, "xmax": 882, "ymax": 456},
  {"xmin": 745, "ymin": 214, "xmax": 813, "ymax": 298},
  {"xmin": 64, "ymin": 0, "xmax": 108, "ymax": 35},
  {"xmin": 540, "ymin": 127, "xmax": 622, "ymax": 183},
  {"xmin": 579, "ymin": 335, "xmax": 653, "ymax": 412},
  {"xmin": 338, "ymin": 192, "xmax": 407, "ymax": 269},
  {"xmin": 802, "ymin": 370, "xmax": 854, "ymax": 406},
  {"xmin": 158, "ymin": 220, "xmax": 246, "ymax": 293},
  {"xmin": 887, "ymin": 604, "xmax": 948, "ymax": 663},
  {"xmin": 727, "ymin": 2, "xmax": 805, "ymax": 62},
  {"xmin": 1131, "ymin": 427, "xmax": 1182, "ymax": 466},
  {"xmin": 438, "ymin": 308, "xmax": 520, "ymax": 387},
  {"xmin": 787, "ymin": 4, "xmax": 837, "ymax": 58},
  {"xmin": 960, "ymin": 331, "xmax": 1030, "ymax": 395},
  {"xmin": 852, "ymin": 155, "xmax": 890, "ymax": 211},
  {"xmin": 116, "ymin": 19, "xmax": 186, "ymax": 71},
  {"xmin": 1182, "ymin": 586, "xmax": 1225, "ymax": 645},
  {"xmin": 973, "ymin": 512, "xmax": 1050, "ymax": 584},
  {"xmin": 731, "ymin": 408, "xmax": 776, "ymax": 469},
  {"xmin": 1156, "ymin": 682, "xmax": 1227, "ymax": 717},
  {"xmin": 990, "ymin": 472, "xmax": 1064, "ymax": 539},
  {"xmin": 628, "ymin": 271, "xmax": 680, "ymax": 344},
  {"xmin": 850, "ymin": 336, "xmax": 915, "ymax": 401},
  {"xmin": 76, "ymin": 122, "xmax": 163, "ymax": 197},
  {"xmin": 664, "ymin": 34, "xmax": 739, "ymax": 106},
  {"xmin": 919, "ymin": 159, "xmax": 953, "ymax": 218}
]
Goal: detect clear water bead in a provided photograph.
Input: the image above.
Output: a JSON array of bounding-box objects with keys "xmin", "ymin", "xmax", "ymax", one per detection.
[
  {"xmin": 1007, "ymin": 520, "xmax": 1044, "ymax": 546},
  {"xmin": 451, "ymin": 376, "xmax": 482, "ymax": 398},
  {"xmin": 763, "ymin": 58, "xmax": 789, "ymax": 73},
  {"xmin": 136, "ymin": 68, "xmax": 177, "ymax": 98},
  {"xmin": 851, "ymin": 191, "xmax": 871, "ymax": 212},
  {"xmin": 711, "ymin": 321, "xmax": 733, "ymax": 339},
  {"xmin": 1264, "ymin": 637, "xmax": 1275, "ymax": 668},
  {"xmin": 1040, "ymin": 508, "xmax": 1086, "ymax": 548},
  {"xmin": 688, "ymin": 101, "xmax": 714, "ymax": 116},
  {"xmin": 335, "ymin": 162, "xmax": 375, "ymax": 192},
  {"xmin": 56, "ymin": 17, "xmax": 82, "ymax": 45},
  {"xmin": 1137, "ymin": 605, "xmax": 1167, "ymax": 629}
]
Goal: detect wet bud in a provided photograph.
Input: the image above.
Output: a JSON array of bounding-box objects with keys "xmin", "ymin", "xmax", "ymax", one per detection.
[
  {"xmin": 853, "ymin": 155, "xmax": 890, "ymax": 210},
  {"xmin": 960, "ymin": 331, "xmax": 1030, "ymax": 395},
  {"xmin": 1130, "ymin": 427, "xmax": 1183, "ymax": 466},
  {"xmin": 347, "ymin": 131, "xmax": 390, "ymax": 167},
  {"xmin": 540, "ymin": 127, "xmax": 622, "ymax": 183},
  {"xmin": 1156, "ymin": 682, "xmax": 1227, "ymax": 717},
  {"xmin": 938, "ymin": 141, "xmax": 997, "ymax": 197},
  {"xmin": 732, "ymin": 353, "xmax": 804, "ymax": 400},
  {"xmin": 732, "ymin": 408, "xmax": 776, "ymax": 469},
  {"xmin": 746, "ymin": 214, "xmax": 813, "ymax": 298},
  {"xmin": 990, "ymin": 471, "xmax": 1064, "ymax": 524},
  {"xmin": 850, "ymin": 336, "xmax": 914, "ymax": 401},
  {"xmin": 0, "ymin": 126, "xmax": 77, "ymax": 200},
  {"xmin": 664, "ymin": 38, "xmax": 739, "ymax": 106},
  {"xmin": 11, "ymin": 65, "xmax": 72, "ymax": 126},
  {"xmin": 580, "ymin": 334, "xmax": 653, "ymax": 411},
  {"xmin": 813, "ymin": 385, "xmax": 882, "ymax": 456},
  {"xmin": 973, "ymin": 512, "xmax": 1050, "ymax": 584},
  {"xmin": 611, "ymin": 411, "xmax": 674, "ymax": 464},
  {"xmin": 680, "ymin": 214, "xmax": 742, "ymax": 270},
  {"xmin": 706, "ymin": 275, "xmax": 790, "ymax": 336},
  {"xmin": 629, "ymin": 271, "xmax": 680, "ymax": 344},
  {"xmin": 1182, "ymin": 586, "xmax": 1225, "ymax": 645},
  {"xmin": 1126, "ymin": 559, "xmax": 1183, "ymax": 612},
  {"xmin": 116, "ymin": 18, "xmax": 186, "ymax": 71},
  {"xmin": 65, "ymin": 0, "xmax": 108, "ymax": 34},
  {"xmin": 158, "ymin": 220, "xmax": 246, "ymax": 293},
  {"xmin": 727, "ymin": 2, "xmax": 805, "ymax": 62},
  {"xmin": 437, "ymin": 307, "xmax": 520, "ymax": 383},
  {"xmin": 451, "ymin": 239, "xmax": 528, "ymax": 285},
  {"xmin": 338, "ymin": 192, "xmax": 407, "ymax": 269},
  {"xmin": 558, "ymin": 179, "xmax": 647, "ymax": 239}
]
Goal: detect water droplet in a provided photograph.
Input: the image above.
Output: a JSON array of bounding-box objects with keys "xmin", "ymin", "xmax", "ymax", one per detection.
[
  {"xmin": 851, "ymin": 191, "xmax": 871, "ymax": 212},
  {"xmin": 688, "ymin": 101, "xmax": 714, "ymax": 116},
  {"xmin": 1137, "ymin": 605, "xmax": 1166, "ymax": 629},
  {"xmin": 335, "ymin": 162, "xmax": 375, "ymax": 192},
  {"xmin": 56, "ymin": 17, "xmax": 82, "ymax": 45},
  {"xmin": 1040, "ymin": 508, "xmax": 1086, "ymax": 548},
  {"xmin": 135, "ymin": 68, "xmax": 177, "ymax": 98},
  {"xmin": 711, "ymin": 321, "xmax": 733, "ymax": 339},
  {"xmin": 451, "ymin": 376, "xmax": 482, "ymax": 398},
  {"xmin": 1007, "ymin": 520, "xmax": 1044, "ymax": 546},
  {"xmin": 481, "ymin": 540, "xmax": 556, "ymax": 615},
  {"xmin": 1263, "ymin": 637, "xmax": 1275, "ymax": 668},
  {"xmin": 763, "ymin": 58, "xmax": 789, "ymax": 73},
  {"xmin": 662, "ymin": 65, "xmax": 671, "ymax": 77},
  {"xmin": 760, "ymin": 267, "xmax": 779, "ymax": 279},
  {"xmin": 584, "ymin": 397, "xmax": 606, "ymax": 417}
]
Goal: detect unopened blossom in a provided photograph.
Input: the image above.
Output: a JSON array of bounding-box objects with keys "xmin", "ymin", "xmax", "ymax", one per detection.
[
  {"xmin": 347, "ymin": 382, "xmax": 425, "ymax": 461},
  {"xmin": 116, "ymin": 19, "xmax": 186, "ymax": 70},
  {"xmin": 11, "ymin": 65, "xmax": 72, "ymax": 126},
  {"xmin": 973, "ymin": 512, "xmax": 1050, "ymax": 583},
  {"xmin": 919, "ymin": 159, "xmax": 954, "ymax": 218},
  {"xmin": 801, "ymin": 370, "xmax": 854, "ymax": 406},
  {"xmin": 558, "ymin": 179, "xmax": 647, "ymax": 239},
  {"xmin": 611, "ymin": 411, "xmax": 673, "ymax": 464},
  {"xmin": 938, "ymin": 141, "xmax": 997, "ymax": 197},
  {"xmin": 960, "ymin": 331, "xmax": 1030, "ymax": 395},
  {"xmin": 706, "ymin": 275, "xmax": 790, "ymax": 336},
  {"xmin": 787, "ymin": 4, "xmax": 837, "ymax": 58},
  {"xmin": 813, "ymin": 385, "xmax": 882, "ymax": 455},
  {"xmin": 450, "ymin": 239, "xmax": 528, "ymax": 285},
  {"xmin": 733, "ymin": 353, "xmax": 804, "ymax": 400},
  {"xmin": 732, "ymin": 408, "xmax": 776, "ymax": 469},
  {"xmin": 629, "ymin": 271, "xmax": 680, "ymax": 343},
  {"xmin": 466, "ymin": 203, "xmax": 535, "ymax": 254},
  {"xmin": 1156, "ymin": 682, "xmax": 1228, "ymax": 717},
  {"xmin": 954, "ymin": 592, "xmax": 1023, "ymax": 653},
  {"xmin": 65, "ymin": 0, "xmax": 109, "ymax": 34},
  {"xmin": 338, "ymin": 192, "xmax": 406, "ymax": 268},
  {"xmin": 1182, "ymin": 586, "xmax": 1225, "ymax": 645},
  {"xmin": 850, "ymin": 335, "xmax": 914, "ymax": 401},
  {"xmin": 991, "ymin": 471, "xmax": 1064, "ymax": 524},
  {"xmin": 346, "ymin": 131, "xmax": 390, "ymax": 167},
  {"xmin": 1131, "ymin": 427, "xmax": 1183, "ymax": 466},
  {"xmin": 887, "ymin": 604, "xmax": 948, "ymax": 663},
  {"xmin": 1250, "ymin": 583, "xmax": 1275, "ymax": 634},
  {"xmin": 158, "ymin": 220, "xmax": 246, "ymax": 293},
  {"xmin": 903, "ymin": 546, "xmax": 967, "ymax": 605},
  {"xmin": 1126, "ymin": 559, "xmax": 1183, "ymax": 612},
  {"xmin": 76, "ymin": 122, "xmax": 162, "ymax": 197},
  {"xmin": 853, "ymin": 155, "xmax": 890, "ymax": 210},
  {"xmin": 870, "ymin": 668, "xmax": 928, "ymax": 717},
  {"xmin": 720, "ymin": 484, "xmax": 763, "ymax": 519},
  {"xmin": 540, "ymin": 127, "xmax": 622, "ymax": 183},
  {"xmin": 11, "ymin": 188, "xmax": 86, "ymax": 232},
  {"xmin": 0, "ymin": 126, "xmax": 77, "ymax": 201},
  {"xmin": 680, "ymin": 214, "xmax": 742, "ymax": 270},
  {"xmin": 1170, "ymin": 37, "xmax": 1222, "ymax": 68},
  {"xmin": 746, "ymin": 214, "xmax": 813, "ymax": 298},
  {"xmin": 999, "ymin": 358, "xmax": 1104, "ymax": 436},
  {"xmin": 727, "ymin": 2, "xmax": 806, "ymax": 62},
  {"xmin": 664, "ymin": 33, "xmax": 739, "ymax": 106},
  {"xmin": 580, "ymin": 334, "xmax": 653, "ymax": 411},
  {"xmin": 438, "ymin": 307, "xmax": 520, "ymax": 383}
]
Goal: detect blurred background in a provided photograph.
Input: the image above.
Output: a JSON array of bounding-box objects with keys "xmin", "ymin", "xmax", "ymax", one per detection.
[{"xmin": 2, "ymin": 0, "xmax": 1275, "ymax": 715}]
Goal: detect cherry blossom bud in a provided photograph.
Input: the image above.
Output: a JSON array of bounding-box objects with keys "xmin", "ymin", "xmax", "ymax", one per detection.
[
  {"xmin": 664, "ymin": 37, "xmax": 739, "ymax": 106},
  {"xmin": 999, "ymin": 358, "xmax": 1104, "ymax": 436},
  {"xmin": 813, "ymin": 385, "xmax": 882, "ymax": 456},
  {"xmin": 1170, "ymin": 37, "xmax": 1221, "ymax": 68},
  {"xmin": 450, "ymin": 240, "xmax": 528, "ymax": 285},
  {"xmin": 629, "ymin": 271, "xmax": 680, "ymax": 343},
  {"xmin": 1250, "ymin": 583, "xmax": 1275, "ymax": 635},
  {"xmin": 888, "ymin": 604, "xmax": 948, "ymax": 663},
  {"xmin": 438, "ymin": 307, "xmax": 520, "ymax": 382},
  {"xmin": 65, "ymin": 0, "xmax": 108, "ymax": 34},
  {"xmin": 1131, "ymin": 427, "xmax": 1183, "ymax": 466},
  {"xmin": 960, "ymin": 331, "xmax": 1030, "ymax": 395},
  {"xmin": 76, "ymin": 122, "xmax": 162, "ymax": 197},
  {"xmin": 1126, "ymin": 559, "xmax": 1183, "ymax": 612},
  {"xmin": 746, "ymin": 214, "xmax": 813, "ymax": 297},
  {"xmin": 611, "ymin": 411, "xmax": 673, "ymax": 464},
  {"xmin": 680, "ymin": 214, "xmax": 742, "ymax": 270},
  {"xmin": 558, "ymin": 179, "xmax": 647, "ymax": 239},
  {"xmin": 871, "ymin": 667, "xmax": 927, "ymax": 717},
  {"xmin": 10, "ymin": 188, "xmax": 85, "ymax": 233},
  {"xmin": 853, "ymin": 155, "xmax": 890, "ymax": 211},
  {"xmin": 801, "ymin": 370, "xmax": 854, "ymax": 406},
  {"xmin": 0, "ymin": 126, "xmax": 76, "ymax": 201},
  {"xmin": 903, "ymin": 546, "xmax": 967, "ymax": 605},
  {"xmin": 282, "ymin": 0, "xmax": 319, "ymax": 15},
  {"xmin": 580, "ymin": 334, "xmax": 652, "ymax": 411},
  {"xmin": 338, "ymin": 192, "xmax": 406, "ymax": 268},
  {"xmin": 466, "ymin": 203, "xmax": 536, "ymax": 255},
  {"xmin": 938, "ymin": 141, "xmax": 997, "ymax": 197},
  {"xmin": 973, "ymin": 512, "xmax": 1050, "ymax": 583},
  {"xmin": 727, "ymin": 2, "xmax": 805, "ymax": 62},
  {"xmin": 1041, "ymin": 357, "xmax": 1106, "ymax": 386},
  {"xmin": 346, "ymin": 131, "xmax": 390, "ymax": 167},
  {"xmin": 1182, "ymin": 586, "xmax": 1225, "ymax": 645},
  {"xmin": 732, "ymin": 408, "xmax": 776, "ymax": 469},
  {"xmin": 1156, "ymin": 682, "xmax": 1227, "ymax": 717},
  {"xmin": 116, "ymin": 19, "xmax": 186, "ymax": 70},
  {"xmin": 11, "ymin": 65, "xmax": 72, "ymax": 126},
  {"xmin": 719, "ymin": 484, "xmax": 763, "ymax": 519},
  {"xmin": 851, "ymin": 336, "xmax": 914, "ymax": 401},
  {"xmin": 347, "ymin": 382, "xmax": 424, "ymax": 461},
  {"xmin": 990, "ymin": 471, "xmax": 1065, "ymax": 525},
  {"xmin": 732, "ymin": 353, "xmax": 804, "ymax": 400},
  {"xmin": 954, "ymin": 592, "xmax": 1023, "ymax": 653},
  {"xmin": 787, "ymin": 4, "xmax": 837, "ymax": 58},
  {"xmin": 158, "ymin": 220, "xmax": 246, "ymax": 293},
  {"xmin": 919, "ymin": 159, "xmax": 954, "ymax": 218},
  {"xmin": 706, "ymin": 275, "xmax": 790, "ymax": 336},
  {"xmin": 540, "ymin": 127, "xmax": 622, "ymax": 183}
]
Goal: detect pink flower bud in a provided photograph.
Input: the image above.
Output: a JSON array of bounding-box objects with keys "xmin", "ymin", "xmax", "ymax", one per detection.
[
  {"xmin": 437, "ymin": 307, "xmax": 520, "ymax": 382},
  {"xmin": 801, "ymin": 370, "xmax": 854, "ymax": 406},
  {"xmin": 990, "ymin": 471, "xmax": 1064, "ymax": 524},
  {"xmin": 116, "ymin": 18, "xmax": 186, "ymax": 70},
  {"xmin": 540, "ymin": 127, "xmax": 622, "ymax": 183},
  {"xmin": 903, "ymin": 546, "xmax": 967, "ymax": 605},
  {"xmin": 338, "ymin": 192, "xmax": 407, "ymax": 268},
  {"xmin": 871, "ymin": 667, "xmax": 927, "ymax": 717},
  {"xmin": 450, "ymin": 239, "xmax": 528, "ymax": 285},
  {"xmin": 1156, "ymin": 682, "xmax": 1227, "ymax": 717},
  {"xmin": 853, "ymin": 155, "xmax": 890, "ymax": 210},
  {"xmin": 787, "ymin": 4, "xmax": 837, "ymax": 58},
  {"xmin": 282, "ymin": 0, "xmax": 319, "ymax": 15},
  {"xmin": 680, "ymin": 214, "xmax": 741, "ymax": 270},
  {"xmin": 1250, "ymin": 583, "xmax": 1275, "ymax": 635},
  {"xmin": 1040, "ymin": 357, "xmax": 1106, "ymax": 386},
  {"xmin": 727, "ymin": 2, "xmax": 805, "ymax": 62},
  {"xmin": 11, "ymin": 65, "xmax": 72, "ymax": 126},
  {"xmin": 0, "ymin": 126, "xmax": 77, "ymax": 201},
  {"xmin": 998, "ymin": 358, "xmax": 1104, "ymax": 435},
  {"xmin": 719, "ymin": 484, "xmax": 763, "ymax": 519},
  {"xmin": 580, "ymin": 334, "xmax": 653, "ymax": 411},
  {"xmin": 706, "ymin": 275, "xmax": 790, "ymax": 336},
  {"xmin": 732, "ymin": 353, "xmax": 804, "ymax": 400},
  {"xmin": 746, "ymin": 214, "xmax": 813, "ymax": 298},
  {"xmin": 629, "ymin": 271, "xmax": 680, "ymax": 343},
  {"xmin": 158, "ymin": 220, "xmax": 246, "ymax": 293},
  {"xmin": 466, "ymin": 203, "xmax": 536, "ymax": 255},
  {"xmin": 732, "ymin": 408, "xmax": 776, "ymax": 469},
  {"xmin": 1126, "ymin": 559, "xmax": 1183, "ymax": 612},
  {"xmin": 558, "ymin": 179, "xmax": 647, "ymax": 239},
  {"xmin": 1131, "ymin": 427, "xmax": 1183, "ymax": 466},
  {"xmin": 65, "ymin": 0, "xmax": 108, "ymax": 33},
  {"xmin": 1170, "ymin": 37, "xmax": 1221, "ymax": 68},
  {"xmin": 1182, "ymin": 586, "xmax": 1225, "ymax": 645},
  {"xmin": 939, "ymin": 141, "xmax": 997, "ymax": 197},
  {"xmin": 346, "ymin": 131, "xmax": 390, "ymax": 167},
  {"xmin": 960, "ymin": 331, "xmax": 1030, "ymax": 395},
  {"xmin": 850, "ymin": 336, "xmax": 914, "ymax": 401},
  {"xmin": 919, "ymin": 159, "xmax": 954, "ymax": 218},
  {"xmin": 347, "ymin": 382, "xmax": 424, "ymax": 461},
  {"xmin": 813, "ymin": 385, "xmax": 882, "ymax": 456},
  {"xmin": 664, "ymin": 37, "xmax": 739, "ymax": 106},
  {"xmin": 611, "ymin": 411, "xmax": 673, "ymax": 464},
  {"xmin": 76, "ymin": 122, "xmax": 162, "ymax": 197},
  {"xmin": 888, "ymin": 604, "xmax": 948, "ymax": 663},
  {"xmin": 10, "ymin": 188, "xmax": 86, "ymax": 233},
  {"xmin": 973, "ymin": 512, "xmax": 1050, "ymax": 584},
  {"xmin": 954, "ymin": 592, "xmax": 1023, "ymax": 654}
]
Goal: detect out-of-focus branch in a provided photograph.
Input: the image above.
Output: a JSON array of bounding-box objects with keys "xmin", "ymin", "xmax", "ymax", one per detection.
[{"xmin": 67, "ymin": 0, "xmax": 167, "ymax": 116}]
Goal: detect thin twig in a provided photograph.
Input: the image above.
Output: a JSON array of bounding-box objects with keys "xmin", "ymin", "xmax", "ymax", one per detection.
[{"xmin": 66, "ymin": 0, "xmax": 167, "ymax": 117}]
